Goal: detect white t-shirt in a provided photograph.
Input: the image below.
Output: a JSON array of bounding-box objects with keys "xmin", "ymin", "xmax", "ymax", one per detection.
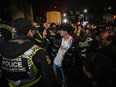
[{"xmin": 54, "ymin": 36, "xmax": 72, "ymax": 67}]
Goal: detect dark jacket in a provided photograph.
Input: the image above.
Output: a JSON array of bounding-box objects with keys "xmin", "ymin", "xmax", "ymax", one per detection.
[
  {"xmin": 96, "ymin": 42, "xmax": 116, "ymax": 67},
  {"xmin": 49, "ymin": 35, "xmax": 82, "ymax": 70},
  {"xmin": 76, "ymin": 30, "xmax": 86, "ymax": 42},
  {"xmin": 0, "ymin": 36, "xmax": 55, "ymax": 87}
]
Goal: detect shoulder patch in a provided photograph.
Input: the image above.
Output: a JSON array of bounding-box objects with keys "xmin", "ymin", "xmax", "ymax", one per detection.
[{"xmin": 45, "ymin": 55, "xmax": 51, "ymax": 64}]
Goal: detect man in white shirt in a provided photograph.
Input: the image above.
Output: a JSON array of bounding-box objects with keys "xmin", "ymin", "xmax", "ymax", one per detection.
[{"xmin": 53, "ymin": 23, "xmax": 73, "ymax": 87}]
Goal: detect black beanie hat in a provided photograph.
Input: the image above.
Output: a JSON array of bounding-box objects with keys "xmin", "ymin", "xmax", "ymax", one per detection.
[{"xmin": 12, "ymin": 18, "xmax": 33, "ymax": 35}]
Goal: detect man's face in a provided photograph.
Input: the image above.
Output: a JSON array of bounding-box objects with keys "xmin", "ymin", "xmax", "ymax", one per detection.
[
  {"xmin": 77, "ymin": 26, "xmax": 82, "ymax": 30},
  {"xmin": 99, "ymin": 32, "xmax": 109, "ymax": 47},
  {"xmin": 60, "ymin": 30, "xmax": 67, "ymax": 37}
]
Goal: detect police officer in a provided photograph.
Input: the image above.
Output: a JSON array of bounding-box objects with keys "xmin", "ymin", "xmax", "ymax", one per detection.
[
  {"xmin": 31, "ymin": 22, "xmax": 48, "ymax": 49},
  {"xmin": 0, "ymin": 18, "xmax": 55, "ymax": 87}
]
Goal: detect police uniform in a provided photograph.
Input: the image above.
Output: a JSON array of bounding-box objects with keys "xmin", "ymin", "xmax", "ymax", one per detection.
[{"xmin": 0, "ymin": 18, "xmax": 55, "ymax": 87}]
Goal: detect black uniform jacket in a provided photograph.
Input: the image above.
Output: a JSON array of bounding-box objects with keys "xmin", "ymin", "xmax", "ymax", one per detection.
[{"xmin": 0, "ymin": 37, "xmax": 55, "ymax": 87}]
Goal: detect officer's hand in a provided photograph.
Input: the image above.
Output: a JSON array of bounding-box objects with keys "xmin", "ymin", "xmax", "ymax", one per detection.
[
  {"xmin": 43, "ymin": 29, "xmax": 47, "ymax": 38},
  {"xmin": 43, "ymin": 23, "xmax": 50, "ymax": 29}
]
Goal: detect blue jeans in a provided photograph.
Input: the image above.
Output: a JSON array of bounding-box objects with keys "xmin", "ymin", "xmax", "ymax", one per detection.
[{"xmin": 53, "ymin": 63, "xmax": 65, "ymax": 87}]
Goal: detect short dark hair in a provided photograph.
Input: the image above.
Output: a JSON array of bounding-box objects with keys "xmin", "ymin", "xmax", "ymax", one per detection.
[
  {"xmin": 59, "ymin": 23, "xmax": 74, "ymax": 34},
  {"xmin": 76, "ymin": 24, "xmax": 83, "ymax": 28}
]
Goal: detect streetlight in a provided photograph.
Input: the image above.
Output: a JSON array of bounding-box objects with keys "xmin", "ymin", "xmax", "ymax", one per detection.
[
  {"xmin": 84, "ymin": 9, "xmax": 87, "ymax": 13},
  {"xmin": 83, "ymin": 9, "xmax": 88, "ymax": 21},
  {"xmin": 108, "ymin": 6, "xmax": 112, "ymax": 10},
  {"xmin": 62, "ymin": 18, "xmax": 68, "ymax": 23},
  {"xmin": 63, "ymin": 13, "xmax": 66, "ymax": 17}
]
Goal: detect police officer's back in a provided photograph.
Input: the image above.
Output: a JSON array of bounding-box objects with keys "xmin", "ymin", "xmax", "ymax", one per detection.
[{"xmin": 0, "ymin": 18, "xmax": 55, "ymax": 87}]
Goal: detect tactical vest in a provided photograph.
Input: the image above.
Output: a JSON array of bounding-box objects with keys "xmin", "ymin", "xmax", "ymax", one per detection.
[{"xmin": 1, "ymin": 44, "xmax": 44, "ymax": 87}]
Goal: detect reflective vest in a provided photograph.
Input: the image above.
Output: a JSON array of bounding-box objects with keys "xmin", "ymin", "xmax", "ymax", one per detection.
[{"xmin": 1, "ymin": 45, "xmax": 45, "ymax": 87}]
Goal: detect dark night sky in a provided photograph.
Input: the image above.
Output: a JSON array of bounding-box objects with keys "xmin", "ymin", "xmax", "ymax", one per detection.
[
  {"xmin": 67, "ymin": 0, "xmax": 115, "ymax": 11},
  {"xmin": 33, "ymin": 0, "xmax": 116, "ymax": 12}
]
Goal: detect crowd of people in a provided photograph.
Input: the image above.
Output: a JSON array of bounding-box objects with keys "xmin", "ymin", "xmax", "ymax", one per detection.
[{"xmin": 0, "ymin": 18, "xmax": 116, "ymax": 87}]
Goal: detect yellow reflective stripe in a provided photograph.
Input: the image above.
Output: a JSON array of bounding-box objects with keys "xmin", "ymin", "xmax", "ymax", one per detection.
[
  {"xmin": 9, "ymin": 76, "xmax": 41, "ymax": 87},
  {"xmin": 0, "ymin": 24, "xmax": 13, "ymax": 39},
  {"xmin": 12, "ymin": 33, "xmax": 14, "ymax": 39},
  {"xmin": 9, "ymin": 47, "xmax": 46, "ymax": 87},
  {"xmin": 21, "ymin": 76, "xmax": 41, "ymax": 87},
  {"xmin": 30, "ymin": 47, "xmax": 45, "ymax": 73},
  {"xmin": 0, "ymin": 24, "xmax": 11, "ymax": 31},
  {"xmin": 34, "ymin": 31, "xmax": 42, "ymax": 43},
  {"xmin": 37, "ymin": 31, "xmax": 42, "ymax": 39},
  {"xmin": 11, "ymin": 33, "xmax": 13, "ymax": 39},
  {"xmin": 35, "ymin": 39, "xmax": 42, "ymax": 43},
  {"xmin": 9, "ymin": 82, "xmax": 15, "ymax": 87}
]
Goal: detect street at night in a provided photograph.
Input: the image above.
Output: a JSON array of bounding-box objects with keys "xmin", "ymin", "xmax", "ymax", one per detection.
[{"xmin": 0, "ymin": 0, "xmax": 116, "ymax": 87}]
